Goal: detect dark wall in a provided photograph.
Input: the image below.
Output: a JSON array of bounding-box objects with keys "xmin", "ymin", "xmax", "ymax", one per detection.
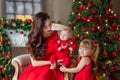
[{"xmin": 112, "ymin": 0, "xmax": 120, "ymax": 23}]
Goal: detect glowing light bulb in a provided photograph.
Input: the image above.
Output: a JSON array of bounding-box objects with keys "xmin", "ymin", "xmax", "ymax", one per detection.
[
  {"xmin": 86, "ymin": 7, "xmax": 88, "ymax": 9},
  {"xmin": 106, "ymin": 24, "xmax": 108, "ymax": 26},
  {"xmin": 97, "ymin": 26, "xmax": 100, "ymax": 29},
  {"xmin": 78, "ymin": 13, "xmax": 81, "ymax": 15},
  {"xmin": 72, "ymin": 12, "xmax": 74, "ymax": 15},
  {"xmin": 87, "ymin": 19, "xmax": 90, "ymax": 22},
  {"xmin": 74, "ymin": 27, "xmax": 76, "ymax": 29},
  {"xmin": 111, "ymin": 11, "xmax": 113, "ymax": 13},
  {"xmin": 79, "ymin": 1, "xmax": 81, "ymax": 4},
  {"xmin": 109, "ymin": 9, "xmax": 111, "ymax": 11},
  {"xmin": 86, "ymin": 31, "xmax": 89, "ymax": 34}
]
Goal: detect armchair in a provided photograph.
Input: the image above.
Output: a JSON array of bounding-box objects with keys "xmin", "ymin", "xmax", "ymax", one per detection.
[
  {"xmin": 12, "ymin": 54, "xmax": 31, "ymax": 80},
  {"xmin": 12, "ymin": 54, "xmax": 77, "ymax": 80}
]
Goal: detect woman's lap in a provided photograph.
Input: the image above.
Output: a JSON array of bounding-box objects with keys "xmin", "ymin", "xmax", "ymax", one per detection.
[{"xmin": 18, "ymin": 64, "xmax": 57, "ymax": 80}]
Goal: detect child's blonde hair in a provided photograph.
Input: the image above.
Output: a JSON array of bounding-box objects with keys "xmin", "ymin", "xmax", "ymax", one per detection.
[
  {"xmin": 79, "ymin": 39, "xmax": 100, "ymax": 62},
  {"xmin": 58, "ymin": 27, "xmax": 73, "ymax": 39}
]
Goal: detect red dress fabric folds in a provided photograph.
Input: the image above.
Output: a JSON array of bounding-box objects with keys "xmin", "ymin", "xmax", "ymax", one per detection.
[{"xmin": 74, "ymin": 56, "xmax": 94, "ymax": 80}]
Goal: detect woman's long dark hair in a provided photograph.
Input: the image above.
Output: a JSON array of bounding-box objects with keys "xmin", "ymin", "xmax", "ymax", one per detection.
[{"xmin": 27, "ymin": 12, "xmax": 50, "ymax": 60}]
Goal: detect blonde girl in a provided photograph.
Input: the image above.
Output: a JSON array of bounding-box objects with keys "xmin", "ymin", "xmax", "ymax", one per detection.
[{"xmin": 60, "ymin": 39, "xmax": 100, "ymax": 80}]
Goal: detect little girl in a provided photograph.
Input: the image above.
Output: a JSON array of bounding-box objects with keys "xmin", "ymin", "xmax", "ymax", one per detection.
[
  {"xmin": 50, "ymin": 28, "xmax": 77, "ymax": 69},
  {"xmin": 60, "ymin": 39, "xmax": 100, "ymax": 80}
]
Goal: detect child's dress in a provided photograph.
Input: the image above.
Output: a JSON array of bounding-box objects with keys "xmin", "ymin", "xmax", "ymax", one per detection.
[
  {"xmin": 74, "ymin": 56, "xmax": 94, "ymax": 80},
  {"xmin": 50, "ymin": 39, "xmax": 76, "ymax": 66}
]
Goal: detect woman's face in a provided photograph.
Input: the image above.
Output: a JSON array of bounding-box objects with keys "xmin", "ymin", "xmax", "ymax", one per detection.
[{"xmin": 43, "ymin": 19, "xmax": 52, "ymax": 37}]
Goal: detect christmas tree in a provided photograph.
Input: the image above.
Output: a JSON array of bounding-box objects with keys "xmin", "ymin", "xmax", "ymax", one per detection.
[
  {"xmin": 0, "ymin": 21, "xmax": 14, "ymax": 80},
  {"xmin": 68, "ymin": 0, "xmax": 120, "ymax": 80},
  {"xmin": 0, "ymin": 17, "xmax": 32, "ymax": 80}
]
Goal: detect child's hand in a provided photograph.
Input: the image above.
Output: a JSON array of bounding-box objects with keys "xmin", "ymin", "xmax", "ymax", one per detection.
[
  {"xmin": 50, "ymin": 62, "xmax": 56, "ymax": 69},
  {"xmin": 57, "ymin": 59, "xmax": 63, "ymax": 65},
  {"xmin": 69, "ymin": 47, "xmax": 73, "ymax": 51},
  {"xmin": 60, "ymin": 65, "xmax": 66, "ymax": 72}
]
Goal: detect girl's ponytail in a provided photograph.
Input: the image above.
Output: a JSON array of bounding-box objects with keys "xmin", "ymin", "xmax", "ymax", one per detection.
[{"xmin": 91, "ymin": 44, "xmax": 100, "ymax": 62}]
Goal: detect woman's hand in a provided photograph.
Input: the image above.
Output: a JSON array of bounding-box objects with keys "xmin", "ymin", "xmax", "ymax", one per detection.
[{"xmin": 60, "ymin": 65, "xmax": 66, "ymax": 72}]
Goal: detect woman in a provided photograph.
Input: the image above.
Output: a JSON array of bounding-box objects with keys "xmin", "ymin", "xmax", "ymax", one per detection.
[{"xmin": 18, "ymin": 12, "xmax": 69, "ymax": 80}]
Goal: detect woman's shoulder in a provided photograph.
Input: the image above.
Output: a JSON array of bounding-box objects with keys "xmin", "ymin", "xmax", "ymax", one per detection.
[
  {"xmin": 46, "ymin": 31, "xmax": 59, "ymax": 44},
  {"xmin": 52, "ymin": 31, "xmax": 58, "ymax": 36},
  {"xmin": 49, "ymin": 31, "xmax": 58, "ymax": 39}
]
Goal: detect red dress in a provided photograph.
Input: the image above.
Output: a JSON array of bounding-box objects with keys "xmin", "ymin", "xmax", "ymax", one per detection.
[
  {"xmin": 18, "ymin": 31, "xmax": 63, "ymax": 80},
  {"xmin": 74, "ymin": 56, "xmax": 94, "ymax": 80},
  {"xmin": 50, "ymin": 39, "xmax": 76, "ymax": 66}
]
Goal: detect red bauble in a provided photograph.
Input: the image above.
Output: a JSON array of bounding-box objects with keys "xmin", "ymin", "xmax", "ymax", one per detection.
[
  {"xmin": 88, "ymin": 16, "xmax": 93, "ymax": 21},
  {"xmin": 82, "ymin": 36, "xmax": 87, "ymax": 40},
  {"xmin": 102, "ymin": 65, "xmax": 106, "ymax": 70},
  {"xmin": 20, "ymin": 31, "xmax": 24, "ymax": 34},
  {"xmin": 91, "ymin": 27, "xmax": 96, "ymax": 32},
  {"xmin": 114, "ymin": 33, "xmax": 118, "ymax": 39},
  {"xmin": 69, "ymin": 22, "xmax": 74, "ymax": 27},
  {"xmin": 118, "ymin": 38, "xmax": 120, "ymax": 41},
  {"xmin": 108, "ymin": 36, "xmax": 113, "ymax": 41},
  {"xmin": 87, "ymin": 3, "xmax": 92, "ymax": 8},
  {"xmin": 74, "ymin": 8, "xmax": 79, "ymax": 13},
  {"xmin": 5, "ymin": 75, "xmax": 8, "ymax": 80},
  {"xmin": 109, "ymin": 15, "xmax": 113, "ymax": 19},
  {"xmin": 2, "ymin": 52, "xmax": 6, "ymax": 57},
  {"xmin": 72, "ymin": 36, "xmax": 78, "ymax": 41},
  {"xmin": 99, "ymin": 15, "xmax": 103, "ymax": 23},
  {"xmin": 112, "ymin": 23, "xmax": 117, "ymax": 28},
  {"xmin": 99, "ymin": 28, "xmax": 104, "ymax": 33},
  {"xmin": 92, "ymin": 9, "xmax": 97, "ymax": 14},
  {"xmin": 105, "ymin": 10, "xmax": 109, "ymax": 15},
  {"xmin": 118, "ymin": 47, "xmax": 120, "ymax": 51},
  {"xmin": 109, "ymin": 27, "xmax": 115, "ymax": 31},
  {"xmin": 94, "ymin": 72, "xmax": 99, "ymax": 77},
  {"xmin": 76, "ymin": 16, "xmax": 81, "ymax": 21},
  {"xmin": 108, "ymin": 2, "xmax": 112, "ymax": 9},
  {"xmin": 27, "ymin": 19, "xmax": 32, "ymax": 24},
  {"xmin": 0, "ymin": 38, "xmax": 5, "ymax": 43},
  {"xmin": 110, "ymin": 67, "xmax": 115, "ymax": 73},
  {"xmin": 114, "ymin": 15, "xmax": 118, "ymax": 19},
  {"xmin": 103, "ymin": 51, "xmax": 108, "ymax": 56},
  {"xmin": 8, "ymin": 51, "xmax": 12, "ymax": 56},
  {"xmin": 1, "ymin": 21, "xmax": 6, "ymax": 25},
  {"xmin": 111, "ymin": 51, "xmax": 117, "ymax": 57},
  {"xmin": 79, "ymin": 5, "xmax": 84, "ymax": 11},
  {"xmin": 82, "ymin": 17, "xmax": 87, "ymax": 22},
  {"xmin": 7, "ymin": 41, "xmax": 11, "ymax": 46},
  {"xmin": 83, "ymin": 28, "xmax": 88, "ymax": 32},
  {"xmin": 91, "ymin": 40, "xmax": 98, "ymax": 46},
  {"xmin": 12, "ymin": 22, "xmax": 16, "ymax": 27}
]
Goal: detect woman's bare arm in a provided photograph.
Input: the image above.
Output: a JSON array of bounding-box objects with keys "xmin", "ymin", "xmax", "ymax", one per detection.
[
  {"xmin": 30, "ymin": 55, "xmax": 51, "ymax": 67},
  {"xmin": 51, "ymin": 23, "xmax": 69, "ymax": 30}
]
